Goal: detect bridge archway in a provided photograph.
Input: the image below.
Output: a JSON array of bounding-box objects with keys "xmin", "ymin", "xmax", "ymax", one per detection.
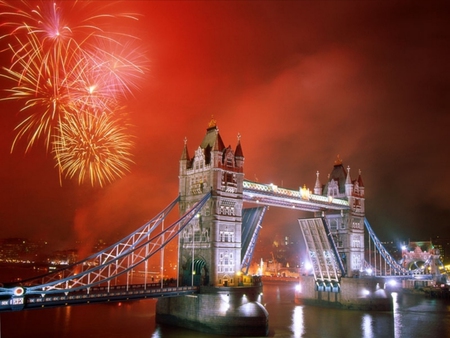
[{"xmin": 182, "ymin": 257, "xmax": 209, "ymax": 286}]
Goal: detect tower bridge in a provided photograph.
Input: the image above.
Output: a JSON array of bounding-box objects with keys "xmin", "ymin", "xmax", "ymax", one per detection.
[{"xmin": 0, "ymin": 119, "xmax": 445, "ymax": 336}]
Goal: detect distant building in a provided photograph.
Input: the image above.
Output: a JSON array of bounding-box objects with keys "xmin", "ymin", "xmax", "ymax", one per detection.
[
  {"xmin": 48, "ymin": 249, "xmax": 78, "ymax": 265},
  {"xmin": 0, "ymin": 238, "xmax": 47, "ymax": 263},
  {"xmin": 249, "ymin": 232, "xmax": 301, "ymax": 277}
]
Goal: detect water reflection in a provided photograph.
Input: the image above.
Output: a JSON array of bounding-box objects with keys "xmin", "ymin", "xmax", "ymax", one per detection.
[
  {"xmin": 291, "ymin": 305, "xmax": 305, "ymax": 337},
  {"xmin": 2, "ymin": 282, "xmax": 450, "ymax": 337},
  {"xmin": 392, "ymin": 292, "xmax": 401, "ymax": 338},
  {"xmin": 361, "ymin": 314, "xmax": 374, "ymax": 338}
]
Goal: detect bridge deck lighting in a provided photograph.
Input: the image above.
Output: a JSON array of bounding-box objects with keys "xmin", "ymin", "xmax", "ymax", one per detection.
[{"xmin": 388, "ymin": 280, "xmax": 397, "ymax": 287}]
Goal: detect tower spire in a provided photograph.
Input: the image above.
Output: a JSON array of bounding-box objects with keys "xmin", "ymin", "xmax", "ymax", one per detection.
[
  {"xmin": 235, "ymin": 133, "xmax": 244, "ymax": 169},
  {"xmin": 235, "ymin": 133, "xmax": 244, "ymax": 157},
  {"xmin": 180, "ymin": 137, "xmax": 190, "ymax": 161},
  {"xmin": 208, "ymin": 115, "xmax": 217, "ymax": 129},
  {"xmin": 314, "ymin": 171, "xmax": 322, "ymax": 195},
  {"xmin": 345, "ymin": 165, "xmax": 353, "ymax": 197}
]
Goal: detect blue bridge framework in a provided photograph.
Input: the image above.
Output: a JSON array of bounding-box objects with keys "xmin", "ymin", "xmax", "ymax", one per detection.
[{"xmin": 0, "ymin": 179, "xmax": 443, "ymax": 312}]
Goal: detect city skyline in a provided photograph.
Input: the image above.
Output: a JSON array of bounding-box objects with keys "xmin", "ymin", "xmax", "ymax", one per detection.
[{"xmin": 0, "ymin": 1, "xmax": 449, "ymax": 253}]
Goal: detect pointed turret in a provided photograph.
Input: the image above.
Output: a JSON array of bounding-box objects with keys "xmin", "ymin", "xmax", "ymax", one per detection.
[
  {"xmin": 179, "ymin": 137, "xmax": 190, "ymax": 177},
  {"xmin": 357, "ymin": 169, "xmax": 364, "ymax": 197},
  {"xmin": 235, "ymin": 133, "xmax": 244, "ymax": 169},
  {"xmin": 180, "ymin": 137, "xmax": 190, "ymax": 161},
  {"xmin": 314, "ymin": 171, "xmax": 322, "ymax": 195},
  {"xmin": 345, "ymin": 166, "xmax": 353, "ymax": 197}
]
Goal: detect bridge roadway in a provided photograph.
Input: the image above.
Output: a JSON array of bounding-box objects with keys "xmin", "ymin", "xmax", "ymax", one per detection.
[{"xmin": 0, "ymin": 282, "xmax": 198, "ymax": 312}]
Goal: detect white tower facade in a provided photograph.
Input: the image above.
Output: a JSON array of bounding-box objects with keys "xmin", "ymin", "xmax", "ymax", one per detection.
[{"xmin": 178, "ymin": 119, "xmax": 244, "ymax": 286}]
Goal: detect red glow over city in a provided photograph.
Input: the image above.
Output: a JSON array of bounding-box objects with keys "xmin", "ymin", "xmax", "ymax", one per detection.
[{"xmin": 0, "ymin": 0, "xmax": 449, "ymax": 257}]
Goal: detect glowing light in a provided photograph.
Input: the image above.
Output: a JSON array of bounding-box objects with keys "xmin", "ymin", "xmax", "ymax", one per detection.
[
  {"xmin": 388, "ymin": 280, "xmax": 397, "ymax": 287},
  {"xmin": 13, "ymin": 287, "xmax": 25, "ymax": 296},
  {"xmin": 304, "ymin": 261, "xmax": 312, "ymax": 272},
  {"xmin": 300, "ymin": 184, "xmax": 310, "ymax": 199}
]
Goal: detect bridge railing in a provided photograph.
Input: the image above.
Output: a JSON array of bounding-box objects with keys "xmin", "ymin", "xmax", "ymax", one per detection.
[{"xmin": 0, "ymin": 284, "xmax": 199, "ymax": 312}]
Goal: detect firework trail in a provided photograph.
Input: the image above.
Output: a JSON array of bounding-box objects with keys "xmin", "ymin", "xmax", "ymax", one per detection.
[{"xmin": 0, "ymin": 0, "xmax": 146, "ymax": 186}]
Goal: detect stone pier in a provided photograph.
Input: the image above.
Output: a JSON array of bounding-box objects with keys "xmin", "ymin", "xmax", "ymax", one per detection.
[
  {"xmin": 156, "ymin": 284, "xmax": 268, "ymax": 336},
  {"xmin": 295, "ymin": 276, "xmax": 393, "ymax": 311}
]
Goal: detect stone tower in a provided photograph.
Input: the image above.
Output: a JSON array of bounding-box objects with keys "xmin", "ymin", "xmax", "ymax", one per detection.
[
  {"xmin": 316, "ymin": 156, "xmax": 365, "ymax": 277},
  {"xmin": 178, "ymin": 118, "xmax": 244, "ymax": 286}
]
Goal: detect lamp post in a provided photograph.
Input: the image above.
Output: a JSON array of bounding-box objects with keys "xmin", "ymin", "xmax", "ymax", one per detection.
[
  {"xmin": 191, "ymin": 223, "xmax": 195, "ymax": 286},
  {"xmin": 161, "ymin": 216, "xmax": 164, "ymax": 288}
]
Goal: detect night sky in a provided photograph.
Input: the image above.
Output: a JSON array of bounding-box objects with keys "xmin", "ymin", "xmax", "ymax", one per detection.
[{"xmin": 0, "ymin": 1, "xmax": 449, "ymax": 252}]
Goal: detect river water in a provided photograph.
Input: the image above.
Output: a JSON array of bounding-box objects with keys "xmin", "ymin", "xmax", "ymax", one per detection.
[{"xmin": 1, "ymin": 280, "xmax": 450, "ymax": 338}]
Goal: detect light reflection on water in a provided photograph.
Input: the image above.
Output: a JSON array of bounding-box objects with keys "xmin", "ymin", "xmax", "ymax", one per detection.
[
  {"xmin": 1, "ymin": 282, "xmax": 450, "ymax": 337},
  {"xmin": 291, "ymin": 305, "xmax": 305, "ymax": 337},
  {"xmin": 392, "ymin": 292, "xmax": 401, "ymax": 338},
  {"xmin": 361, "ymin": 314, "xmax": 374, "ymax": 338}
]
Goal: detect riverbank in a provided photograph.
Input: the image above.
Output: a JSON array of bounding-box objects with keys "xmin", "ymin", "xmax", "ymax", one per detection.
[{"xmin": 261, "ymin": 276, "xmax": 299, "ymax": 283}]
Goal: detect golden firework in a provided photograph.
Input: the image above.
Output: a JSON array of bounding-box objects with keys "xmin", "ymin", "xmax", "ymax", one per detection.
[{"xmin": 53, "ymin": 108, "xmax": 134, "ymax": 188}]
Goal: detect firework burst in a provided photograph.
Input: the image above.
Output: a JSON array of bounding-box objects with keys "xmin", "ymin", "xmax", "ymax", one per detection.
[
  {"xmin": 1, "ymin": 30, "xmax": 88, "ymax": 151},
  {"xmin": 53, "ymin": 109, "xmax": 134, "ymax": 188},
  {"xmin": 0, "ymin": 0, "xmax": 146, "ymax": 186}
]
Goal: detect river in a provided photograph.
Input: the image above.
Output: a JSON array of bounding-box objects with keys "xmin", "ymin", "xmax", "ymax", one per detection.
[{"xmin": 1, "ymin": 280, "xmax": 450, "ymax": 338}]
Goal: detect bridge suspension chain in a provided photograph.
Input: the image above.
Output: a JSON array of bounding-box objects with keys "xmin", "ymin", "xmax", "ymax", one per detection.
[
  {"xmin": 364, "ymin": 218, "xmax": 432, "ymax": 276},
  {"xmin": 1, "ymin": 193, "xmax": 211, "ymax": 298}
]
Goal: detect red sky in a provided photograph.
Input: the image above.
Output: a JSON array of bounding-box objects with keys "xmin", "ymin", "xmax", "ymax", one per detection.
[{"xmin": 0, "ymin": 1, "xmax": 449, "ymax": 251}]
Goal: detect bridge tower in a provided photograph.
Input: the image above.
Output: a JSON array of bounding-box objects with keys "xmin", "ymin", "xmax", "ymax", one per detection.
[
  {"xmin": 178, "ymin": 118, "xmax": 244, "ymax": 286},
  {"xmin": 157, "ymin": 118, "xmax": 267, "ymax": 336},
  {"xmin": 316, "ymin": 156, "xmax": 365, "ymax": 277}
]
